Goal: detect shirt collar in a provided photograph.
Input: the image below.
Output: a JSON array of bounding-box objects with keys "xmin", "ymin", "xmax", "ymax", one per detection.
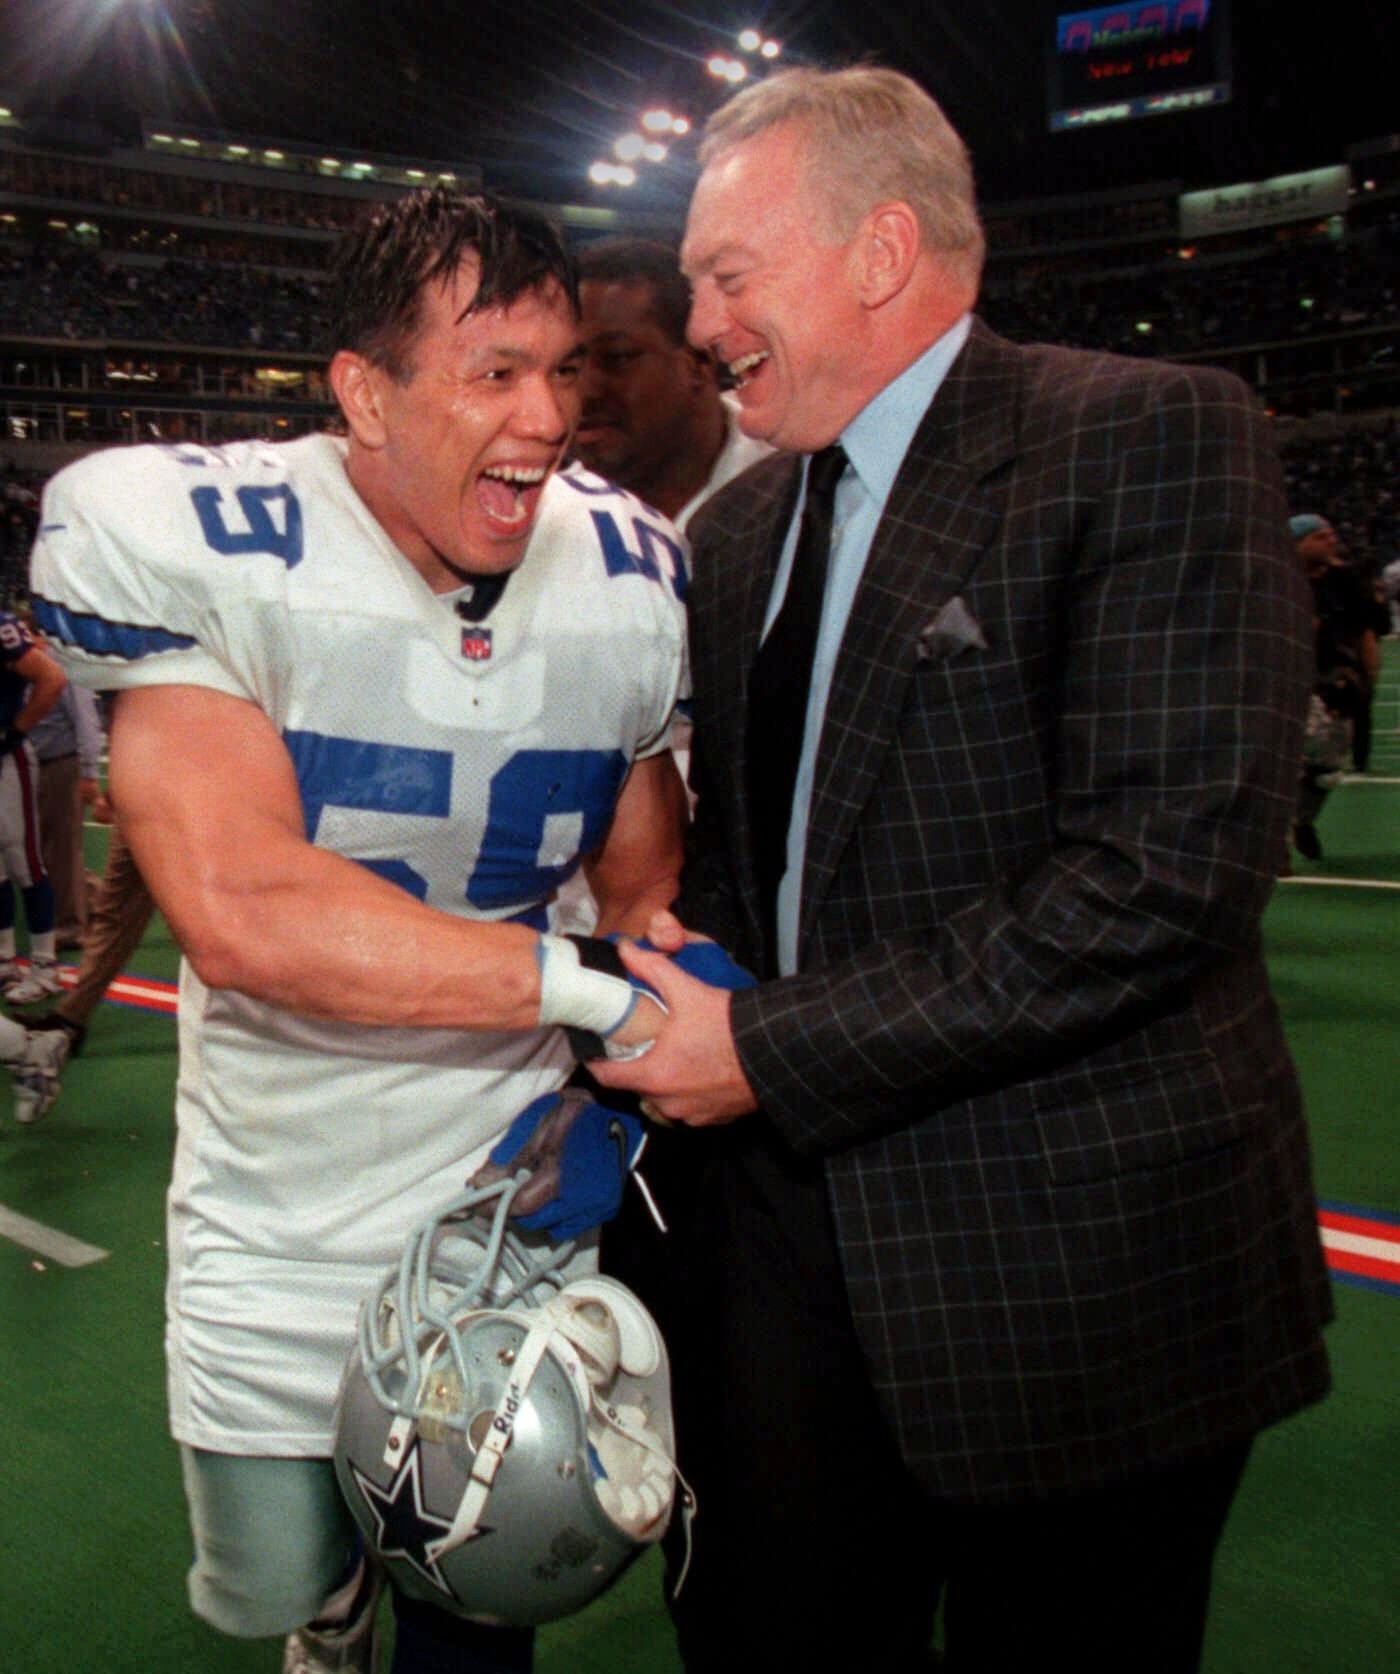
[{"xmin": 839, "ymin": 313, "xmax": 972, "ymax": 506}]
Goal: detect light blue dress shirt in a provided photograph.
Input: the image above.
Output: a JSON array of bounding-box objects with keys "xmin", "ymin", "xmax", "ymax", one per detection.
[{"xmin": 768, "ymin": 313, "xmax": 972, "ymax": 974}]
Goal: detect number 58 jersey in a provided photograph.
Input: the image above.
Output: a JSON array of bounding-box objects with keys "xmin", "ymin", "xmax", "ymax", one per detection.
[{"xmin": 30, "ymin": 433, "xmax": 689, "ymax": 1453}]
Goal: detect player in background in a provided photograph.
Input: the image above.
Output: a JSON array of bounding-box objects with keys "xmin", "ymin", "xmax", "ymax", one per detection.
[
  {"xmin": 573, "ymin": 237, "xmax": 773, "ymax": 535},
  {"xmin": 0, "ymin": 610, "xmax": 67, "ymax": 1003},
  {"xmin": 30, "ymin": 187, "xmax": 689, "ymax": 1674},
  {"xmin": 28, "ymin": 795, "xmax": 155, "ymax": 1056}
]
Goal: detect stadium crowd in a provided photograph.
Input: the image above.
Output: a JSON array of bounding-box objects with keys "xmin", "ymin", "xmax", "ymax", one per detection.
[
  {"xmin": 0, "ymin": 244, "xmax": 329, "ymax": 351},
  {"xmin": 0, "ymin": 211, "xmax": 1396, "ymax": 369},
  {"xmin": 1, "ymin": 232, "xmax": 1396, "ymax": 605},
  {"xmin": 980, "ymin": 214, "xmax": 1400, "ymax": 360},
  {"xmin": 0, "ymin": 146, "xmax": 363, "ymax": 234}
]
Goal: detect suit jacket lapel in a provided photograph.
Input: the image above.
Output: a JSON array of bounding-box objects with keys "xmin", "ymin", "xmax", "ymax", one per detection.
[{"xmin": 797, "ymin": 322, "xmax": 1019, "ymax": 960}]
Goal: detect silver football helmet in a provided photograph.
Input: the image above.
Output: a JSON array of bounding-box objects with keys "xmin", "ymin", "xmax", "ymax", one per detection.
[{"xmin": 332, "ymin": 1176, "xmax": 678, "ymax": 1626}]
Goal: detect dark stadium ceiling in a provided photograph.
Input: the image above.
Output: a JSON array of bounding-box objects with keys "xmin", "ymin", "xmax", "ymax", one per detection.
[{"xmin": 0, "ymin": 0, "xmax": 1393, "ymax": 220}]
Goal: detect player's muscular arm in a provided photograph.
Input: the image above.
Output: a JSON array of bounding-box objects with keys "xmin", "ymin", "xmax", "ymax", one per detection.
[
  {"xmin": 584, "ymin": 751, "xmax": 687, "ymax": 938},
  {"xmin": 109, "ymin": 683, "xmax": 661, "ymax": 1040}
]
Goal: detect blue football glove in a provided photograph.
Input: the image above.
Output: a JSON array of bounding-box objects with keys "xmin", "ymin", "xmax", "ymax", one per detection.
[
  {"xmin": 470, "ymin": 1088, "xmax": 645, "ymax": 1242},
  {"xmin": 639, "ymin": 936, "xmax": 757, "ymax": 992}
]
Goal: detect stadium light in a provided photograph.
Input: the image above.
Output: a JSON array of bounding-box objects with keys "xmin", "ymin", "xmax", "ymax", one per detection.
[
  {"xmin": 641, "ymin": 109, "xmax": 690, "ymax": 136},
  {"xmin": 737, "ymin": 28, "xmax": 781, "ymax": 58},
  {"xmin": 589, "ymin": 162, "xmax": 638, "ymax": 188},
  {"xmin": 592, "ymin": 102, "xmax": 693, "ymax": 187}
]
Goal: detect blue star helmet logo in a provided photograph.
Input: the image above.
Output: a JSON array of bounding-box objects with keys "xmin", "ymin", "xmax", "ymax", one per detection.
[{"xmin": 347, "ymin": 1439, "xmax": 493, "ymax": 1602}]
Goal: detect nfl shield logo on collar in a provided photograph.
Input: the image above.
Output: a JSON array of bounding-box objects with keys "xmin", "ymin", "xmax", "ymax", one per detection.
[{"xmin": 460, "ymin": 626, "xmax": 493, "ymax": 662}]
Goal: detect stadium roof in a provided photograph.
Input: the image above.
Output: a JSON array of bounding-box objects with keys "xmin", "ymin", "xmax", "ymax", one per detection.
[{"xmin": 1, "ymin": 0, "xmax": 1393, "ymax": 218}]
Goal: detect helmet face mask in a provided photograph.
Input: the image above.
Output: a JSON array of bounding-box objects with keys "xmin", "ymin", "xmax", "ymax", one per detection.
[{"xmin": 333, "ymin": 1178, "xmax": 677, "ymax": 1626}]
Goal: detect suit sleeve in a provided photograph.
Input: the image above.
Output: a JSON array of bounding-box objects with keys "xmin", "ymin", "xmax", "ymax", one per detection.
[{"xmin": 726, "ymin": 365, "xmax": 1313, "ymax": 1154}]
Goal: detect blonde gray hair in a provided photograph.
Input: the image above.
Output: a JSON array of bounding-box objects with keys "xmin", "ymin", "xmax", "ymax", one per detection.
[{"xmin": 699, "ymin": 66, "xmax": 985, "ymax": 289}]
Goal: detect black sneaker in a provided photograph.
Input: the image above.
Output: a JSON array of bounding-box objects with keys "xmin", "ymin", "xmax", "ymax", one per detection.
[
  {"xmin": 27, "ymin": 1013, "xmax": 87, "ymax": 1057},
  {"xmin": 1292, "ymin": 822, "xmax": 1322, "ymax": 860}
]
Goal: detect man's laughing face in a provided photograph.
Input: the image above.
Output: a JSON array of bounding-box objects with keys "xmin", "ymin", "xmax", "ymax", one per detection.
[
  {"xmin": 348, "ymin": 260, "xmax": 583, "ymax": 586},
  {"xmin": 682, "ymin": 121, "xmax": 866, "ymax": 453}
]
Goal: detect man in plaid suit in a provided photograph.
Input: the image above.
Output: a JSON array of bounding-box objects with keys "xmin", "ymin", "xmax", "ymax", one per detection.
[{"xmin": 594, "ymin": 66, "xmax": 1331, "ymax": 1674}]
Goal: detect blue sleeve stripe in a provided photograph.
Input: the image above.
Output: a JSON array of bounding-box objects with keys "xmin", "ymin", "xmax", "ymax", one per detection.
[{"xmin": 31, "ymin": 595, "xmax": 198, "ymax": 661}]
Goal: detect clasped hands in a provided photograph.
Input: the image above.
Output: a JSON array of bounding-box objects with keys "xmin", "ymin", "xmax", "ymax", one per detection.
[{"xmin": 587, "ymin": 911, "xmax": 760, "ymax": 1127}]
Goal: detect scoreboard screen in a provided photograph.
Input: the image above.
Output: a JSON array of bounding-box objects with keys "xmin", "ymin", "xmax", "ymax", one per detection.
[{"xmin": 1048, "ymin": 0, "xmax": 1231, "ymax": 131}]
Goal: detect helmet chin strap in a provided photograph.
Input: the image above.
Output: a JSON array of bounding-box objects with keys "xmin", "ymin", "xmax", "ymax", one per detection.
[
  {"xmin": 426, "ymin": 1309, "xmax": 559, "ymax": 1564},
  {"xmin": 435, "ymin": 554, "xmax": 510, "ymax": 621},
  {"xmin": 422, "ymin": 1298, "xmax": 695, "ymax": 1588},
  {"xmin": 409, "ymin": 1296, "xmax": 693, "ymax": 1576}
]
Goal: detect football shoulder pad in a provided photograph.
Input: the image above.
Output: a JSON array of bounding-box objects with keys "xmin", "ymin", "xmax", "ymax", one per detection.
[
  {"xmin": 546, "ymin": 463, "xmax": 690, "ymax": 607},
  {"xmin": 30, "ymin": 437, "xmax": 326, "ymax": 692}
]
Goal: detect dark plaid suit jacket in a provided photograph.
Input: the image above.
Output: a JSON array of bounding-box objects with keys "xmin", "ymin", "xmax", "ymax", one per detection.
[{"xmin": 680, "ymin": 320, "xmax": 1332, "ymax": 1501}]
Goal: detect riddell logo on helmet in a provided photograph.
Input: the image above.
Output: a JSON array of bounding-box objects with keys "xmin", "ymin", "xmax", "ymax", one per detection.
[{"xmin": 493, "ymin": 1381, "xmax": 524, "ymax": 1440}]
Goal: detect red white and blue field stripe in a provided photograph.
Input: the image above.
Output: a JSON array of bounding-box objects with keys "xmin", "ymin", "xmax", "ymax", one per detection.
[
  {"xmin": 1317, "ymin": 1201, "xmax": 1400, "ymax": 1297},
  {"xmin": 48, "ymin": 960, "xmax": 179, "ymax": 1017}
]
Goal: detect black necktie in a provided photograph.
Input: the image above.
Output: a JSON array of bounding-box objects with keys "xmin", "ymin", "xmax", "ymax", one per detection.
[{"xmin": 746, "ymin": 444, "xmax": 847, "ymax": 966}]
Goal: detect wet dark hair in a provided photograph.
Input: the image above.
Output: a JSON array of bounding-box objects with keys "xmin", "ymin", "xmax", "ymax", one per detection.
[
  {"xmin": 577, "ymin": 238, "xmax": 690, "ymax": 347},
  {"xmin": 327, "ymin": 186, "xmax": 579, "ymax": 379}
]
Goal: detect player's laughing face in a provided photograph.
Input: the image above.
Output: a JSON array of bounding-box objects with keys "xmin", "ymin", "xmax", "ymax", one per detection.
[
  {"xmin": 681, "ymin": 122, "xmax": 865, "ymax": 453},
  {"xmin": 349, "ymin": 260, "xmax": 583, "ymax": 586}
]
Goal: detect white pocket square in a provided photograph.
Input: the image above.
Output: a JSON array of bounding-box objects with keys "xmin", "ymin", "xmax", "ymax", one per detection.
[{"xmin": 916, "ymin": 595, "xmax": 988, "ymax": 661}]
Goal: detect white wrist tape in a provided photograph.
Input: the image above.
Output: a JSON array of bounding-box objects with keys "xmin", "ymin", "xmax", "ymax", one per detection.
[{"xmin": 536, "ymin": 934, "xmax": 645, "ymax": 1039}]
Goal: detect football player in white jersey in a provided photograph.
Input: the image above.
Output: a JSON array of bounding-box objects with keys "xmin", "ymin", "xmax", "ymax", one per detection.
[{"xmin": 31, "ymin": 189, "xmax": 690, "ymax": 1674}]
